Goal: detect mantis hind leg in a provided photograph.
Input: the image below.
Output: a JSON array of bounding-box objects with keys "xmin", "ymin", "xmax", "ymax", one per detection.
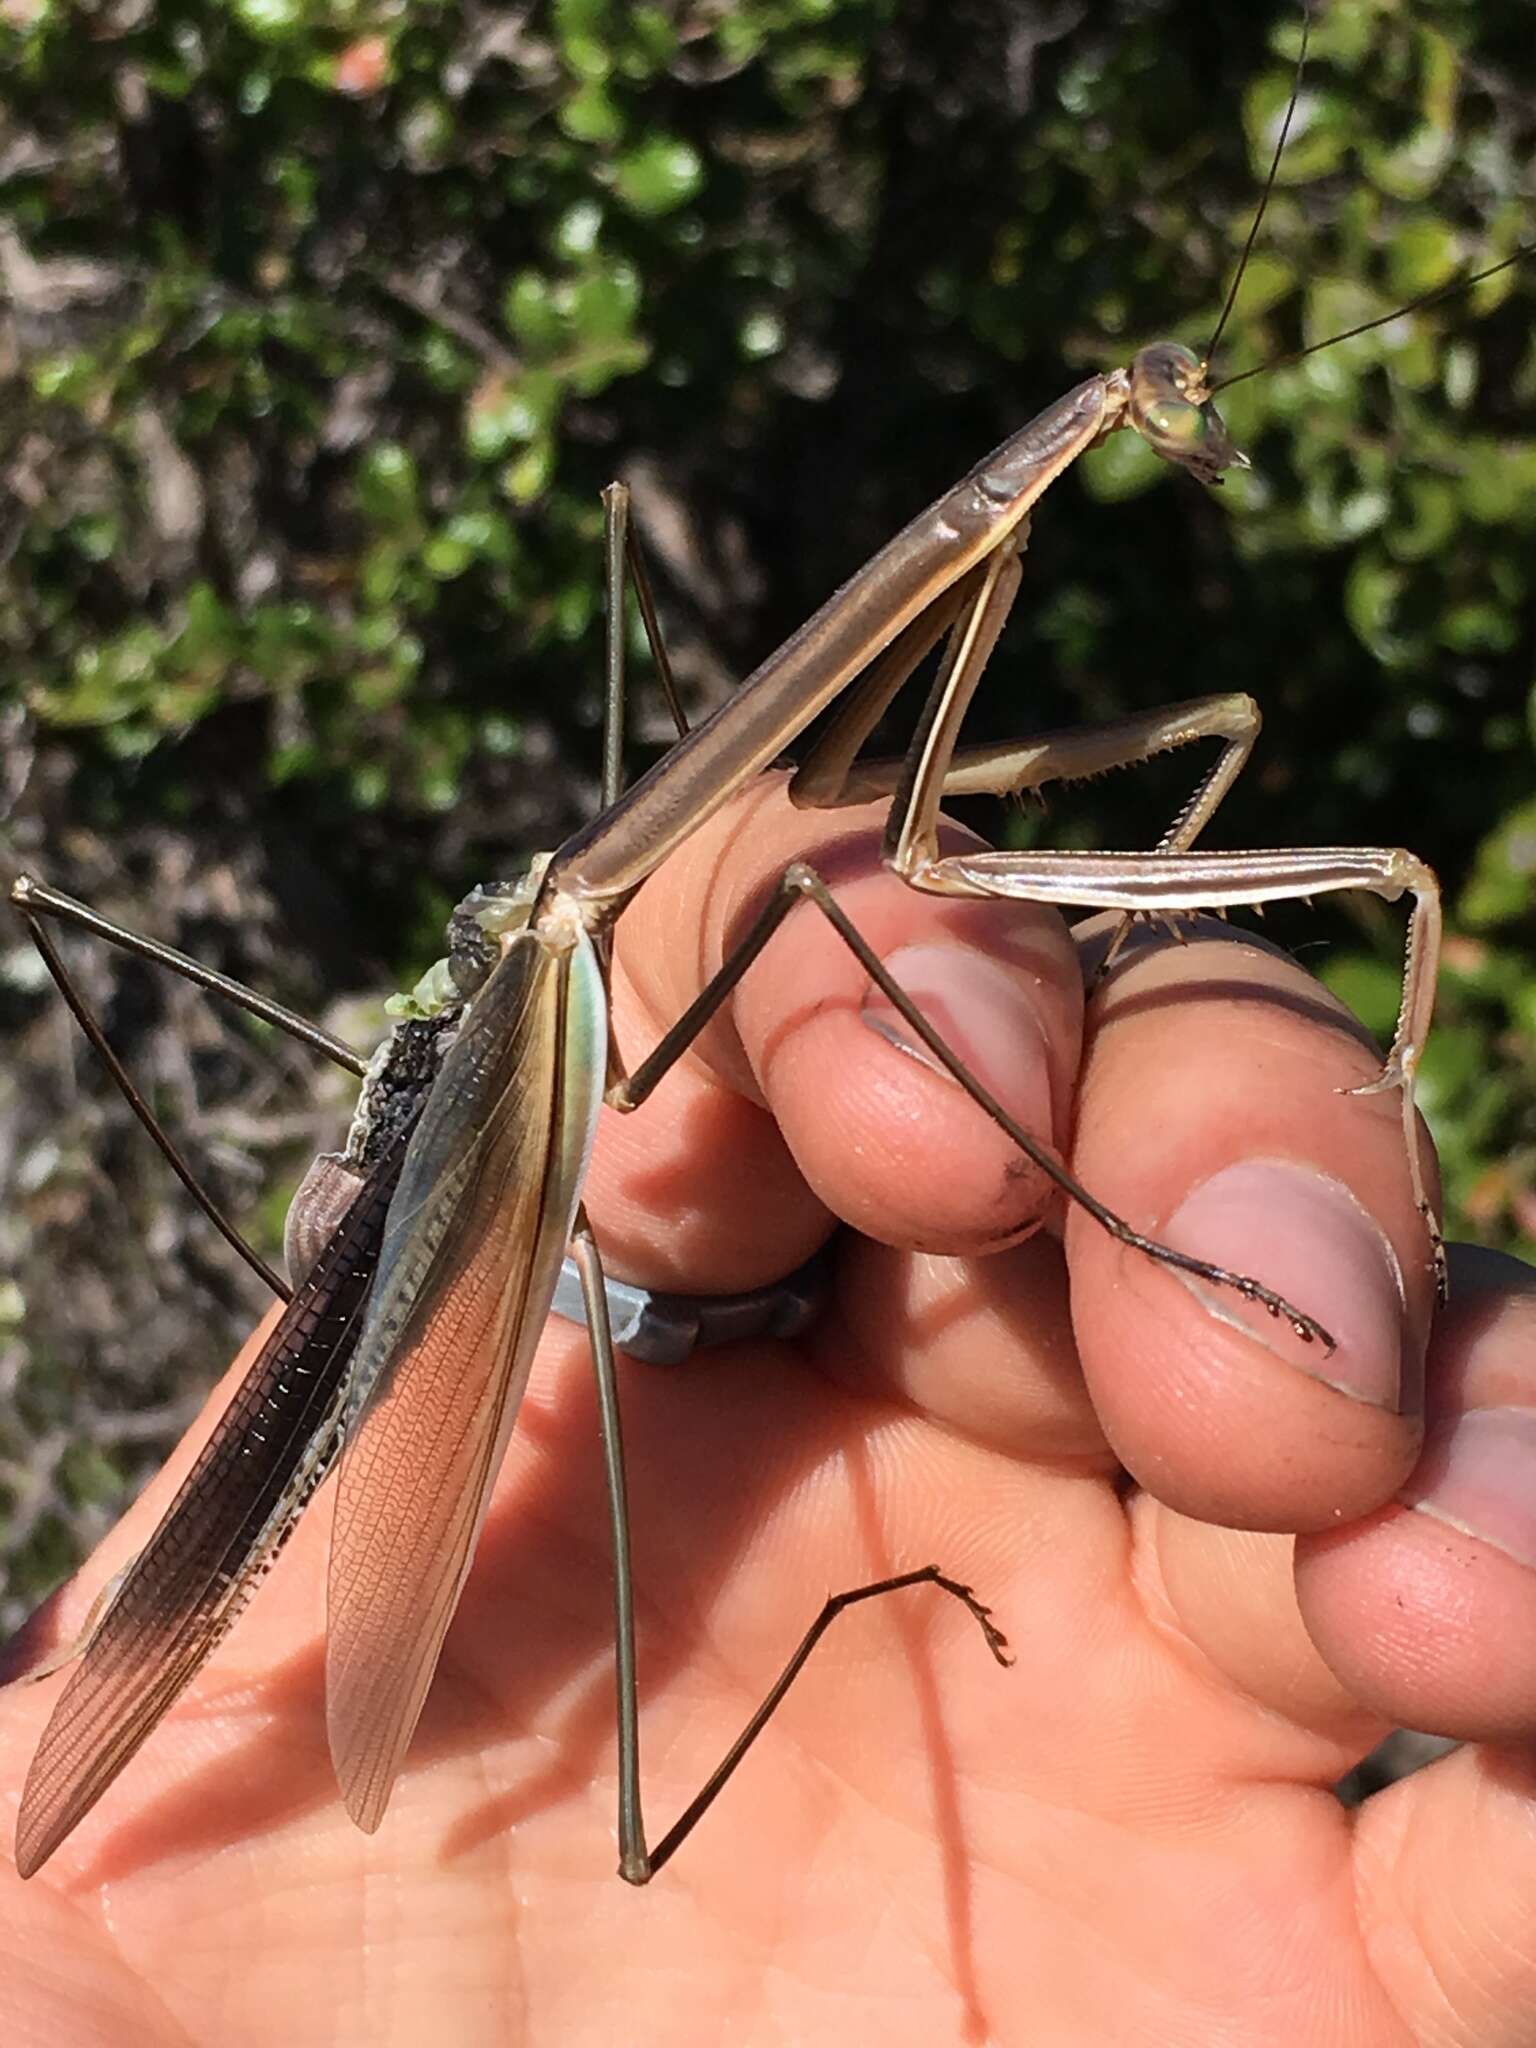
[{"xmin": 569, "ymin": 1206, "xmax": 1010, "ymax": 1885}]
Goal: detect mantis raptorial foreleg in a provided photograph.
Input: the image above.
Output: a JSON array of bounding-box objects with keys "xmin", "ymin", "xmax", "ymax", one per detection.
[
  {"xmin": 876, "ymin": 577, "xmax": 1443, "ymax": 1270},
  {"xmin": 785, "ymin": 510, "xmax": 1265, "ymax": 972},
  {"xmin": 777, "ymin": 510, "xmax": 1444, "ymax": 1281},
  {"xmin": 785, "ymin": 490, "xmax": 1262, "ymax": 861},
  {"xmin": 803, "ymin": 688, "xmax": 1264, "ymax": 852}
]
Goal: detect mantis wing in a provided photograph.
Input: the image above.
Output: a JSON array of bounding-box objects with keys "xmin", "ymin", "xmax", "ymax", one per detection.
[
  {"xmin": 13, "ymin": 1143, "xmax": 405, "ymax": 1877},
  {"xmin": 325, "ymin": 927, "xmax": 606, "ymax": 1831}
]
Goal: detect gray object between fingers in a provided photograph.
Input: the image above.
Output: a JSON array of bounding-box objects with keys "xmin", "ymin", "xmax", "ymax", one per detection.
[{"xmin": 552, "ymin": 1245, "xmax": 832, "ymax": 1366}]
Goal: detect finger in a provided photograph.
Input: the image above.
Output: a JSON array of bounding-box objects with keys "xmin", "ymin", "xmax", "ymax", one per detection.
[
  {"xmin": 823, "ymin": 1229, "xmax": 1115, "ymax": 1462},
  {"xmin": 1352, "ymin": 1738, "xmax": 1536, "ymax": 2045},
  {"xmin": 588, "ymin": 772, "xmax": 1085, "ymax": 1291},
  {"xmin": 1110, "ymin": 1249, "xmax": 1536, "ymax": 1777},
  {"xmin": 1132, "ymin": 1511, "xmax": 1390, "ymax": 1766},
  {"xmin": 1295, "ymin": 1244, "xmax": 1536, "ymax": 1738},
  {"xmin": 1067, "ymin": 918, "xmax": 1434, "ymax": 1532}
]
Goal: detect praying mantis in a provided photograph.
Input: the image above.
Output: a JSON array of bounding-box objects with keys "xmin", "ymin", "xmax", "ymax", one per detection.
[
  {"xmin": 6, "ymin": 4, "xmax": 1526, "ymax": 1888},
  {"xmin": 6, "ymin": 302, "xmax": 1467, "ymax": 1880}
]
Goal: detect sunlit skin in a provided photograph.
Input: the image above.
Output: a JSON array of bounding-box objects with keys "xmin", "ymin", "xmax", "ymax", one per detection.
[{"xmin": 4, "ymin": 776, "xmax": 1536, "ymax": 2046}]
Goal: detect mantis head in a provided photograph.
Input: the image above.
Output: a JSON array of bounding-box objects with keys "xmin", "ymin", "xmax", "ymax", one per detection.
[{"xmin": 1127, "ymin": 341, "xmax": 1248, "ymax": 486}]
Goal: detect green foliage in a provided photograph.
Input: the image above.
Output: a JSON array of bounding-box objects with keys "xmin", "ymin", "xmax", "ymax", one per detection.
[{"xmin": 2, "ymin": 0, "xmax": 1534, "ymax": 1274}]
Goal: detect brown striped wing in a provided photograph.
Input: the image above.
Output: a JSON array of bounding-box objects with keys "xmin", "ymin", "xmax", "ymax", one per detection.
[{"xmin": 14, "ymin": 1143, "xmax": 405, "ymax": 1877}]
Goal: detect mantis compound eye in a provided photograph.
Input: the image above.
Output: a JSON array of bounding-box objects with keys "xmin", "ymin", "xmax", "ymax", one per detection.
[{"xmin": 1141, "ymin": 396, "xmax": 1207, "ymax": 451}]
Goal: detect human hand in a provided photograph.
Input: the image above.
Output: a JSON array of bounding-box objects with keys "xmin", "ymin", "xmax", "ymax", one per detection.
[{"xmin": 4, "ymin": 774, "xmax": 1535, "ymax": 2046}]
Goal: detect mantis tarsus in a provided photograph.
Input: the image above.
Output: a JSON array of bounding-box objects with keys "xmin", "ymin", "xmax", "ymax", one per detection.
[{"xmin": 10, "ymin": 37, "xmax": 1523, "ymax": 1870}]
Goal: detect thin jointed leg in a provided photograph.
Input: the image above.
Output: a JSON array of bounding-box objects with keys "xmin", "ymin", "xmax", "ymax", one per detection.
[
  {"xmin": 568, "ymin": 1206, "xmax": 1009, "ymax": 1883},
  {"xmin": 609, "ymin": 862, "xmax": 1339, "ymax": 1348}
]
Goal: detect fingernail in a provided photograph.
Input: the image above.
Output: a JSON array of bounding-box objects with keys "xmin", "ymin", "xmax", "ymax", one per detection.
[
  {"xmin": 861, "ymin": 943, "xmax": 1055, "ymax": 1141},
  {"xmin": 1164, "ymin": 1161, "xmax": 1409, "ymax": 1407},
  {"xmin": 1402, "ymin": 1406, "xmax": 1536, "ymax": 1569}
]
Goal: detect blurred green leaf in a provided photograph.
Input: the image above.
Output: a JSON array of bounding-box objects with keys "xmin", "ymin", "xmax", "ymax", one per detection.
[
  {"xmin": 611, "ymin": 136, "xmax": 704, "ymax": 216},
  {"xmin": 356, "ymin": 443, "xmax": 421, "ymax": 528},
  {"xmin": 1461, "ymin": 797, "xmax": 1536, "ymax": 930}
]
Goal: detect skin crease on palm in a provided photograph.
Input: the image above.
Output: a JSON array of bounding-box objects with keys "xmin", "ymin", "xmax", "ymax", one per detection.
[{"xmin": 4, "ymin": 777, "xmax": 1536, "ymax": 2048}]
